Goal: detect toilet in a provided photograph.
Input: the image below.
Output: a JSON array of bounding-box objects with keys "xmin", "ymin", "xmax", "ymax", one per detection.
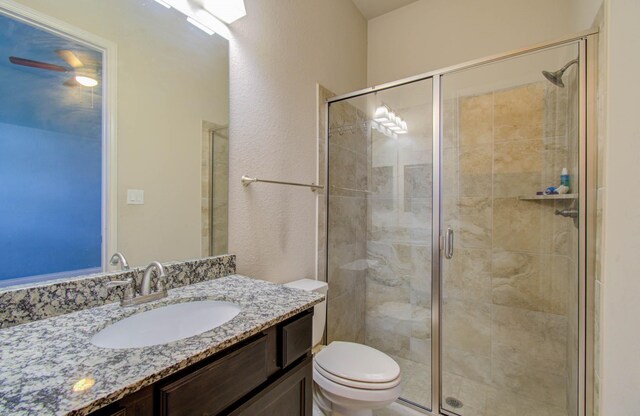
[{"xmin": 284, "ymin": 279, "xmax": 401, "ymax": 416}]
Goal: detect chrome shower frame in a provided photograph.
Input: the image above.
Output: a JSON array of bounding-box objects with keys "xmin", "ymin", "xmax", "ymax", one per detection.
[{"xmin": 324, "ymin": 28, "xmax": 599, "ymax": 416}]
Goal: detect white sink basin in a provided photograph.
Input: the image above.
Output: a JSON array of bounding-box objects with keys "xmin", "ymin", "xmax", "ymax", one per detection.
[{"xmin": 91, "ymin": 300, "xmax": 241, "ymax": 349}]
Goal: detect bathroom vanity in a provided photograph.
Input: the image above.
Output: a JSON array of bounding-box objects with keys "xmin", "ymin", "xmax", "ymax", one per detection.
[
  {"xmin": 92, "ymin": 310, "xmax": 314, "ymax": 416},
  {"xmin": 0, "ymin": 275, "xmax": 323, "ymax": 416}
]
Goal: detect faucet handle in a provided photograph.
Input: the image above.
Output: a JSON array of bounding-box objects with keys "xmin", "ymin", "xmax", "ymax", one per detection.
[{"xmin": 106, "ymin": 278, "xmax": 136, "ymax": 300}]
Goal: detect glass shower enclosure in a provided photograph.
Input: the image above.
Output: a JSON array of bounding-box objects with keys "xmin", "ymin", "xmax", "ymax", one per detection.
[{"xmin": 325, "ymin": 32, "xmax": 597, "ymax": 416}]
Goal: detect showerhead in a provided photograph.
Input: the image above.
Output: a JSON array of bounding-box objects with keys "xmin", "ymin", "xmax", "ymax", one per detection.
[
  {"xmin": 542, "ymin": 69, "xmax": 566, "ymax": 87},
  {"xmin": 542, "ymin": 58, "xmax": 579, "ymax": 88}
]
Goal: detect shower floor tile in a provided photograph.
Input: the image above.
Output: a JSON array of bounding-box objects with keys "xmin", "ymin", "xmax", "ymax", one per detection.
[{"xmin": 390, "ymin": 354, "xmax": 432, "ymax": 408}]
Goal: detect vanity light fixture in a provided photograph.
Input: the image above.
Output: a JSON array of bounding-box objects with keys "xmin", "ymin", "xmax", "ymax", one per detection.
[
  {"xmin": 192, "ymin": 10, "xmax": 231, "ymax": 39},
  {"xmin": 161, "ymin": 0, "xmax": 231, "ymax": 39},
  {"xmin": 75, "ymin": 75, "xmax": 98, "ymax": 87},
  {"xmin": 187, "ymin": 16, "xmax": 215, "ymax": 35},
  {"xmin": 203, "ymin": 0, "xmax": 247, "ymax": 24},
  {"xmin": 372, "ymin": 105, "xmax": 408, "ymax": 138},
  {"xmin": 153, "ymin": 0, "xmax": 172, "ymax": 8}
]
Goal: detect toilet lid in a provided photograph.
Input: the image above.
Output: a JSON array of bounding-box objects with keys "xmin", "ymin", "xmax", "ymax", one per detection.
[{"xmin": 314, "ymin": 341, "xmax": 400, "ymax": 384}]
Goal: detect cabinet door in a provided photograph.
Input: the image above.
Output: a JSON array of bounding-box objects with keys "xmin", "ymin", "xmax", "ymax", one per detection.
[
  {"xmin": 230, "ymin": 356, "xmax": 313, "ymax": 416},
  {"xmin": 159, "ymin": 335, "xmax": 268, "ymax": 416}
]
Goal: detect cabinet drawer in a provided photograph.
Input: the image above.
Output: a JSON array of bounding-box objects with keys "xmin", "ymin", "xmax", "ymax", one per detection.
[
  {"xmin": 280, "ymin": 311, "xmax": 313, "ymax": 368},
  {"xmin": 159, "ymin": 335, "xmax": 268, "ymax": 416}
]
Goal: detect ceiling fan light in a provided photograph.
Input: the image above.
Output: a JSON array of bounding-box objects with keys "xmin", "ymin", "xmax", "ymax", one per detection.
[{"xmin": 75, "ymin": 75, "xmax": 98, "ymax": 87}]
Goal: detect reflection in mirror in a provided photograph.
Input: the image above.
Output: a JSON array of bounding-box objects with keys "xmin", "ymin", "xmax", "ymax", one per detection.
[{"xmin": 0, "ymin": 0, "xmax": 229, "ymax": 286}]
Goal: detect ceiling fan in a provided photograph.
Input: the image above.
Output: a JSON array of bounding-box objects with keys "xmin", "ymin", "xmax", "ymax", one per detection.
[{"xmin": 8, "ymin": 49, "xmax": 99, "ymax": 88}]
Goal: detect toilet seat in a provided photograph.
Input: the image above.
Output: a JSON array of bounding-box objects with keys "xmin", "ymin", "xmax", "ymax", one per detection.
[
  {"xmin": 313, "ymin": 360, "xmax": 401, "ymax": 390},
  {"xmin": 314, "ymin": 341, "xmax": 401, "ymax": 390},
  {"xmin": 313, "ymin": 364, "xmax": 402, "ymax": 404}
]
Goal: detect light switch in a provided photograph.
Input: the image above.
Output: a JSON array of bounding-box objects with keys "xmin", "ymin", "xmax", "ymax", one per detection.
[{"xmin": 127, "ymin": 189, "xmax": 144, "ymax": 205}]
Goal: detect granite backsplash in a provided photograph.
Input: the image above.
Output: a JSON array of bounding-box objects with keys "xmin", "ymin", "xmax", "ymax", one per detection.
[{"xmin": 0, "ymin": 255, "xmax": 235, "ymax": 329}]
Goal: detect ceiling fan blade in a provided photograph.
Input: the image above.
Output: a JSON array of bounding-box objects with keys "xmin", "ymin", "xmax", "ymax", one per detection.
[
  {"xmin": 56, "ymin": 50, "xmax": 84, "ymax": 68},
  {"xmin": 9, "ymin": 56, "xmax": 69, "ymax": 72},
  {"xmin": 63, "ymin": 76, "xmax": 79, "ymax": 87}
]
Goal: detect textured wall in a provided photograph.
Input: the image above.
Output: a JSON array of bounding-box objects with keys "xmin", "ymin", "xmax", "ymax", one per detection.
[
  {"xmin": 228, "ymin": 0, "xmax": 367, "ymax": 283},
  {"xmin": 367, "ymin": 0, "xmax": 576, "ymax": 86}
]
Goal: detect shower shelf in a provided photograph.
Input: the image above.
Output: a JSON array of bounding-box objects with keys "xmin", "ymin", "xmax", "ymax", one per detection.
[{"xmin": 519, "ymin": 194, "xmax": 578, "ymax": 201}]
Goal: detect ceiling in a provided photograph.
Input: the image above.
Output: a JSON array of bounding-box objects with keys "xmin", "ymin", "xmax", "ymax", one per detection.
[{"xmin": 351, "ymin": 0, "xmax": 419, "ymax": 20}]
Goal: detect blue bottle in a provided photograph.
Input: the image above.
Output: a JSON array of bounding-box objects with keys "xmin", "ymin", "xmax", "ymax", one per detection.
[{"xmin": 561, "ymin": 168, "xmax": 570, "ymax": 189}]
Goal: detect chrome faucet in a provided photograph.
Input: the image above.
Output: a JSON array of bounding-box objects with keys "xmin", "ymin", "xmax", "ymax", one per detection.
[
  {"xmin": 109, "ymin": 252, "xmax": 130, "ymax": 271},
  {"xmin": 141, "ymin": 261, "xmax": 166, "ymax": 296}
]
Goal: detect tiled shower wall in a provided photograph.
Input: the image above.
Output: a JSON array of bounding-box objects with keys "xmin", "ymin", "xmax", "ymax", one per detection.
[
  {"xmin": 441, "ymin": 79, "xmax": 579, "ymax": 415},
  {"xmin": 322, "ymin": 86, "xmax": 367, "ymax": 344}
]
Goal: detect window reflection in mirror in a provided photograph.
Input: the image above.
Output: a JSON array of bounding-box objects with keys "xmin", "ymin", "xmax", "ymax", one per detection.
[{"xmin": 0, "ymin": 0, "xmax": 229, "ymax": 286}]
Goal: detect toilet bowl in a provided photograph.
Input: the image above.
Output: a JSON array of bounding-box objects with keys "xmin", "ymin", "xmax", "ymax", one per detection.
[{"xmin": 283, "ymin": 279, "xmax": 401, "ymax": 416}]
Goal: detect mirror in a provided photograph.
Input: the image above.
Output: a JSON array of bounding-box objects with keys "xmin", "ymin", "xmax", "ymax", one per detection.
[{"xmin": 0, "ymin": 0, "xmax": 229, "ymax": 285}]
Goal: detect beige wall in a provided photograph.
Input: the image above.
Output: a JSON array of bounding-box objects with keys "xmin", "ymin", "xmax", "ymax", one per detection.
[
  {"xmin": 600, "ymin": 0, "xmax": 640, "ymax": 414},
  {"xmin": 11, "ymin": 0, "xmax": 229, "ymax": 268},
  {"xmin": 568, "ymin": 0, "xmax": 603, "ymax": 31},
  {"xmin": 367, "ymin": 0, "xmax": 577, "ymax": 86},
  {"xmin": 227, "ymin": 0, "xmax": 367, "ymax": 283}
]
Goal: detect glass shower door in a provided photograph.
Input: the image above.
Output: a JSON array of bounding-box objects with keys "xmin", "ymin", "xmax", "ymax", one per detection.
[
  {"xmin": 439, "ymin": 43, "xmax": 581, "ymax": 416},
  {"xmin": 326, "ymin": 78, "xmax": 434, "ymax": 411}
]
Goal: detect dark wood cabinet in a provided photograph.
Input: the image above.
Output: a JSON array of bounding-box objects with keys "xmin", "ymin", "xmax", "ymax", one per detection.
[
  {"xmin": 98, "ymin": 386, "xmax": 154, "ymax": 416},
  {"xmin": 90, "ymin": 309, "xmax": 313, "ymax": 416},
  {"xmin": 159, "ymin": 335, "xmax": 269, "ymax": 416},
  {"xmin": 280, "ymin": 312, "xmax": 313, "ymax": 368},
  {"xmin": 229, "ymin": 356, "xmax": 313, "ymax": 416}
]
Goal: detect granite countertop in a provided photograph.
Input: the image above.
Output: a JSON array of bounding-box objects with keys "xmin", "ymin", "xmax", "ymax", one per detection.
[{"xmin": 0, "ymin": 275, "xmax": 324, "ymax": 415}]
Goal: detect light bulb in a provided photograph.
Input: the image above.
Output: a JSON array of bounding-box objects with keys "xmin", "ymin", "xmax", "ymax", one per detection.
[
  {"xmin": 373, "ymin": 106, "xmax": 389, "ymax": 122},
  {"xmin": 75, "ymin": 76, "xmax": 98, "ymax": 87}
]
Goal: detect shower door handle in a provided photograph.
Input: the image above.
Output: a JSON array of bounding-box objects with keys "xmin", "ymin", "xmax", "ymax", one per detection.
[{"xmin": 444, "ymin": 227, "xmax": 454, "ymax": 259}]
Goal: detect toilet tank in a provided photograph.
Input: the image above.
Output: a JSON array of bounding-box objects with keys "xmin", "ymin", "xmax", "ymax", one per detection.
[{"xmin": 283, "ymin": 279, "xmax": 328, "ymax": 347}]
